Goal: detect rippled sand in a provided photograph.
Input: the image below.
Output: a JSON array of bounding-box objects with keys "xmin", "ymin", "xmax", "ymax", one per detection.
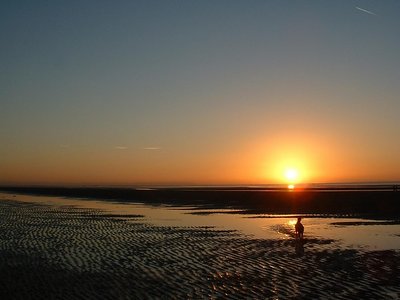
[{"xmin": 0, "ymin": 199, "xmax": 399, "ymax": 299}]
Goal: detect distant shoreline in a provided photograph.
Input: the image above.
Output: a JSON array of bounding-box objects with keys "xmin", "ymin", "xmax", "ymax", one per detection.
[
  {"xmin": 1, "ymin": 182, "xmax": 400, "ymax": 191},
  {"xmin": 1, "ymin": 186, "xmax": 400, "ymax": 218}
]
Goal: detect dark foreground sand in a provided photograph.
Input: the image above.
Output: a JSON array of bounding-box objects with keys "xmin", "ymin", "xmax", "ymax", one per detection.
[{"xmin": 0, "ymin": 199, "xmax": 399, "ymax": 299}]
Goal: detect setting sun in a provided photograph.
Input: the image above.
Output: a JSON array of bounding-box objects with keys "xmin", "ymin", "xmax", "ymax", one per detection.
[{"xmin": 285, "ymin": 168, "xmax": 299, "ymax": 182}]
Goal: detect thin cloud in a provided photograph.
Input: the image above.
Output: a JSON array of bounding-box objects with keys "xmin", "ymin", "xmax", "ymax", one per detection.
[
  {"xmin": 115, "ymin": 146, "xmax": 128, "ymax": 150},
  {"xmin": 356, "ymin": 6, "xmax": 377, "ymax": 16},
  {"xmin": 143, "ymin": 147, "xmax": 161, "ymax": 150}
]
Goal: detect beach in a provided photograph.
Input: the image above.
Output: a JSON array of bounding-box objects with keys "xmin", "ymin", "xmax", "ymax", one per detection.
[
  {"xmin": 0, "ymin": 191, "xmax": 399, "ymax": 299},
  {"xmin": 4, "ymin": 1, "xmax": 400, "ymax": 298},
  {"xmin": 1, "ymin": 186, "xmax": 400, "ymax": 217}
]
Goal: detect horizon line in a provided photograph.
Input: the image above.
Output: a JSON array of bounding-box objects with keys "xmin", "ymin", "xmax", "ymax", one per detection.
[{"xmin": 1, "ymin": 181, "xmax": 400, "ymax": 189}]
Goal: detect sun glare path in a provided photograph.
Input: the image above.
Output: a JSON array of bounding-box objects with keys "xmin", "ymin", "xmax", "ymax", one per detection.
[{"xmin": 288, "ymin": 184, "xmax": 295, "ymax": 190}]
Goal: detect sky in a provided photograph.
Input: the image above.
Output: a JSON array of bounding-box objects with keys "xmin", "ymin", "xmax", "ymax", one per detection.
[{"xmin": 1, "ymin": 0, "xmax": 400, "ymax": 186}]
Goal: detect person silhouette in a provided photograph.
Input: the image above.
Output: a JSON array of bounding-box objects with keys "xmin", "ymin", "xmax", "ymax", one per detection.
[{"xmin": 295, "ymin": 217, "xmax": 304, "ymax": 240}]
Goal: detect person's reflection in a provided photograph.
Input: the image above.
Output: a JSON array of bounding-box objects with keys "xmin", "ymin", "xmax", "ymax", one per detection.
[{"xmin": 295, "ymin": 240, "xmax": 304, "ymax": 256}]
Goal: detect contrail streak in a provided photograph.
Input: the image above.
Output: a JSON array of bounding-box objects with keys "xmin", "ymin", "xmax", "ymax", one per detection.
[
  {"xmin": 115, "ymin": 146, "xmax": 128, "ymax": 150},
  {"xmin": 356, "ymin": 6, "xmax": 377, "ymax": 16}
]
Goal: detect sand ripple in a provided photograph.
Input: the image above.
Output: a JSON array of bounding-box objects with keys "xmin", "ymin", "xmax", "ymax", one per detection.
[{"xmin": 0, "ymin": 199, "xmax": 399, "ymax": 299}]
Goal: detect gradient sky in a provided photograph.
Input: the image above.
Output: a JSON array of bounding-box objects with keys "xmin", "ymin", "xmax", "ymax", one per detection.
[{"xmin": 1, "ymin": 0, "xmax": 400, "ymax": 185}]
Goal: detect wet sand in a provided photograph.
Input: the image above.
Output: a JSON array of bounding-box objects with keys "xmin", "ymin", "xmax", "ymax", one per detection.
[
  {"xmin": 1, "ymin": 186, "xmax": 400, "ymax": 217},
  {"xmin": 0, "ymin": 195, "xmax": 399, "ymax": 299}
]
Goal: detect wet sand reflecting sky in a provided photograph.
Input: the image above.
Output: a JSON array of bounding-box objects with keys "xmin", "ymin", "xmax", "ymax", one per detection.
[{"xmin": 2, "ymin": 192, "xmax": 398, "ymax": 251}]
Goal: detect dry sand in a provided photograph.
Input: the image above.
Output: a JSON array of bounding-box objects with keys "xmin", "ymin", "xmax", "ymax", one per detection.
[{"xmin": 0, "ymin": 198, "xmax": 399, "ymax": 299}]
